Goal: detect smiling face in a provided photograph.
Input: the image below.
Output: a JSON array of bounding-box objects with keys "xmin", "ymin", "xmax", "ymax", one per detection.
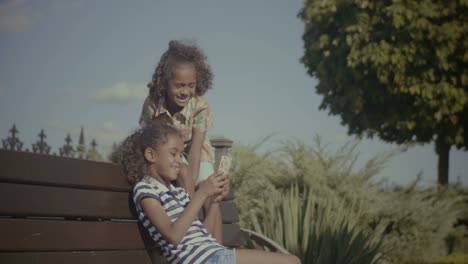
[
  {"xmin": 166, "ymin": 63, "xmax": 197, "ymax": 112},
  {"xmin": 145, "ymin": 133, "xmax": 184, "ymax": 183}
]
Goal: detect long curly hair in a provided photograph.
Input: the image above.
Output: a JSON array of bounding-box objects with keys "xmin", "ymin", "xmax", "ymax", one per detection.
[
  {"xmin": 110, "ymin": 123, "xmax": 181, "ymax": 185},
  {"xmin": 147, "ymin": 40, "xmax": 213, "ymax": 102}
]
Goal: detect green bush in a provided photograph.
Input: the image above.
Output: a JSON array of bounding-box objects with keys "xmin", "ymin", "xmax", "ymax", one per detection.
[
  {"xmin": 252, "ymin": 184, "xmax": 382, "ymax": 264},
  {"xmin": 230, "ymin": 136, "xmax": 468, "ymax": 264}
]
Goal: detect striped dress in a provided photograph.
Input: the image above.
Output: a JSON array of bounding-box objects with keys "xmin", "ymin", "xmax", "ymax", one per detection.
[{"xmin": 133, "ymin": 176, "xmax": 224, "ymax": 264}]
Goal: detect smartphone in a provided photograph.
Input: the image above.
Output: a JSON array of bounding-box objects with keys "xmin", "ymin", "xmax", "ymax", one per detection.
[{"xmin": 218, "ymin": 155, "xmax": 232, "ymax": 176}]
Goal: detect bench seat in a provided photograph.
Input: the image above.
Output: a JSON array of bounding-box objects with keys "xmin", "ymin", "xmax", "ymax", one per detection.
[{"xmin": 0, "ymin": 149, "xmax": 242, "ymax": 264}]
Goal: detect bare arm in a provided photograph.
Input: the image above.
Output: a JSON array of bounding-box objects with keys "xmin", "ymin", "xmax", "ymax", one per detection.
[
  {"xmin": 188, "ymin": 128, "xmax": 205, "ymax": 182},
  {"xmin": 176, "ymin": 163, "xmax": 195, "ymax": 197}
]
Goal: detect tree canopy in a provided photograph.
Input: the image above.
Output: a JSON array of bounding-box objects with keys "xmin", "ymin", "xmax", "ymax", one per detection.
[{"xmin": 299, "ymin": 0, "xmax": 468, "ymax": 184}]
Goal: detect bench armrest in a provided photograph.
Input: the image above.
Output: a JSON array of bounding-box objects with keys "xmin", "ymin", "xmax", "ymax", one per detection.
[{"xmin": 240, "ymin": 228, "xmax": 290, "ymax": 254}]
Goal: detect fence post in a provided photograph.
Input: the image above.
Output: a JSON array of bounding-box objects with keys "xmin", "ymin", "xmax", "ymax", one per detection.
[
  {"xmin": 210, "ymin": 137, "xmax": 233, "ymax": 172},
  {"xmin": 210, "ymin": 136, "xmax": 242, "ymax": 247}
]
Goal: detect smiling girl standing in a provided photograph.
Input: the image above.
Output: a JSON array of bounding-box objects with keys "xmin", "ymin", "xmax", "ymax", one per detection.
[{"xmin": 139, "ymin": 40, "xmax": 223, "ymax": 242}]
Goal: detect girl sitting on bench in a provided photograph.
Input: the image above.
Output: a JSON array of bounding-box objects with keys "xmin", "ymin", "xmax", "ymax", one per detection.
[{"xmin": 114, "ymin": 123, "xmax": 301, "ymax": 264}]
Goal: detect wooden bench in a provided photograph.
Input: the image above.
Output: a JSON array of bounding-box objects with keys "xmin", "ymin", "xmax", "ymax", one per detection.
[{"xmin": 0, "ymin": 138, "xmax": 288, "ymax": 263}]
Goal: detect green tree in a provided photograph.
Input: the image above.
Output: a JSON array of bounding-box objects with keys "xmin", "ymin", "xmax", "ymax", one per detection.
[{"xmin": 298, "ymin": 0, "xmax": 468, "ymax": 184}]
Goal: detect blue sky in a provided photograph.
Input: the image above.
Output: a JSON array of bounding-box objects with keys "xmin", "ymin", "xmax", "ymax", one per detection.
[{"xmin": 1, "ymin": 0, "xmax": 467, "ymax": 186}]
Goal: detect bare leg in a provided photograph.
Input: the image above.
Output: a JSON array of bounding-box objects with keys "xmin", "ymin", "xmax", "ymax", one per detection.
[
  {"xmin": 213, "ymin": 203, "xmax": 223, "ymax": 242},
  {"xmin": 236, "ymin": 249, "xmax": 301, "ymax": 264},
  {"xmin": 197, "ymin": 164, "xmax": 224, "ymax": 243},
  {"xmin": 202, "ymin": 200, "xmax": 223, "ymax": 243},
  {"xmin": 176, "ymin": 163, "xmax": 195, "ymax": 197}
]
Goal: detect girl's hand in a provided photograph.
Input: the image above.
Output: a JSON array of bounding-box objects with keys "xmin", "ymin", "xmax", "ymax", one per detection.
[
  {"xmin": 213, "ymin": 178, "xmax": 230, "ymax": 203},
  {"xmin": 198, "ymin": 171, "xmax": 227, "ymax": 198}
]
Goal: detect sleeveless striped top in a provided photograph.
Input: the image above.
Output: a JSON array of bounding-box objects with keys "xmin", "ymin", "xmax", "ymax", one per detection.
[{"xmin": 133, "ymin": 176, "xmax": 224, "ymax": 264}]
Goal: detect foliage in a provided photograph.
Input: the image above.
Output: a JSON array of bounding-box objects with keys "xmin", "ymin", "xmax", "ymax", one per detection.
[
  {"xmin": 230, "ymin": 137, "xmax": 284, "ymax": 227},
  {"xmin": 298, "ymin": 0, "xmax": 468, "ymax": 183},
  {"xmin": 370, "ymin": 185, "xmax": 467, "ymax": 263},
  {"xmin": 230, "ymin": 136, "xmax": 468, "ymax": 263},
  {"xmin": 252, "ymin": 184, "xmax": 382, "ymax": 264},
  {"xmin": 232, "ymin": 135, "xmax": 396, "ymax": 228},
  {"xmin": 438, "ymin": 253, "xmax": 468, "ymax": 264}
]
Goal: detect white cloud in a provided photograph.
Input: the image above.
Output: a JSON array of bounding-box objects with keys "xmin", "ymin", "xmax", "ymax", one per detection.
[
  {"xmin": 90, "ymin": 82, "xmax": 147, "ymax": 103},
  {"xmin": 0, "ymin": 0, "xmax": 32, "ymax": 33},
  {"xmin": 98, "ymin": 121, "xmax": 128, "ymax": 143}
]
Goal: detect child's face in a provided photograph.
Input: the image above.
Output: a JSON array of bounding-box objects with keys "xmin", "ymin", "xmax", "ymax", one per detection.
[
  {"xmin": 167, "ymin": 64, "xmax": 196, "ymax": 109},
  {"xmin": 152, "ymin": 133, "xmax": 184, "ymax": 182}
]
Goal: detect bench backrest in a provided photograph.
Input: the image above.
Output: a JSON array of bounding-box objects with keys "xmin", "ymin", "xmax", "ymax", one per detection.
[{"xmin": 0, "ymin": 138, "xmax": 240, "ymax": 264}]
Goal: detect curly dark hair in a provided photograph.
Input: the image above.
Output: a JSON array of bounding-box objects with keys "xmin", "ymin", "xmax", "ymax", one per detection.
[
  {"xmin": 110, "ymin": 123, "xmax": 181, "ymax": 185},
  {"xmin": 147, "ymin": 40, "xmax": 213, "ymax": 102}
]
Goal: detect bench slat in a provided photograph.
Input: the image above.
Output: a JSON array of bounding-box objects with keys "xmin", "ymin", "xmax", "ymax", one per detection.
[
  {"xmin": 0, "ymin": 149, "xmax": 129, "ymax": 191},
  {"xmin": 220, "ymin": 200, "xmax": 239, "ymax": 223},
  {"xmin": 0, "ymin": 183, "xmax": 239, "ymax": 223},
  {"xmin": 0, "ymin": 219, "xmax": 145, "ymax": 251},
  {"xmin": 0, "ymin": 219, "xmax": 242, "ymax": 253},
  {"xmin": 0, "ymin": 250, "xmax": 156, "ymax": 264},
  {"xmin": 0, "ymin": 182, "xmax": 134, "ymax": 219},
  {"xmin": 222, "ymin": 223, "xmax": 242, "ymax": 248}
]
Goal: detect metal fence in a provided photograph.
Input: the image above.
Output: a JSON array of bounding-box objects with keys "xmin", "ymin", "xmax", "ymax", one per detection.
[
  {"xmin": 1, "ymin": 124, "xmax": 104, "ymax": 161},
  {"xmin": 1, "ymin": 124, "xmax": 234, "ymax": 165}
]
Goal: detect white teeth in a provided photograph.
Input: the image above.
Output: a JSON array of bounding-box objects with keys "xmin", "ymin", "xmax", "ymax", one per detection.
[{"xmin": 177, "ymin": 97, "xmax": 190, "ymax": 102}]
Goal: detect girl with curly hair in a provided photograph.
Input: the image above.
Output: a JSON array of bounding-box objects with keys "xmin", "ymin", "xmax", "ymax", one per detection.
[
  {"xmin": 138, "ymin": 40, "xmax": 222, "ymax": 241},
  {"xmin": 114, "ymin": 123, "xmax": 301, "ymax": 264}
]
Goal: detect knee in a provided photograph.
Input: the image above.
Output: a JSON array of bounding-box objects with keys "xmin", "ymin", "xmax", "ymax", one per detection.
[{"xmin": 289, "ymin": 255, "xmax": 301, "ymax": 264}]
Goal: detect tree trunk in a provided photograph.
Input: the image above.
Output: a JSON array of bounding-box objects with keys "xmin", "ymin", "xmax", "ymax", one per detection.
[{"xmin": 436, "ymin": 136, "xmax": 451, "ymax": 185}]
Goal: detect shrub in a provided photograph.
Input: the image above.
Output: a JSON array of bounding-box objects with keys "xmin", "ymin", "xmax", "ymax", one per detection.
[
  {"xmin": 251, "ymin": 184, "xmax": 382, "ymax": 264},
  {"xmin": 230, "ymin": 136, "xmax": 468, "ymax": 263}
]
